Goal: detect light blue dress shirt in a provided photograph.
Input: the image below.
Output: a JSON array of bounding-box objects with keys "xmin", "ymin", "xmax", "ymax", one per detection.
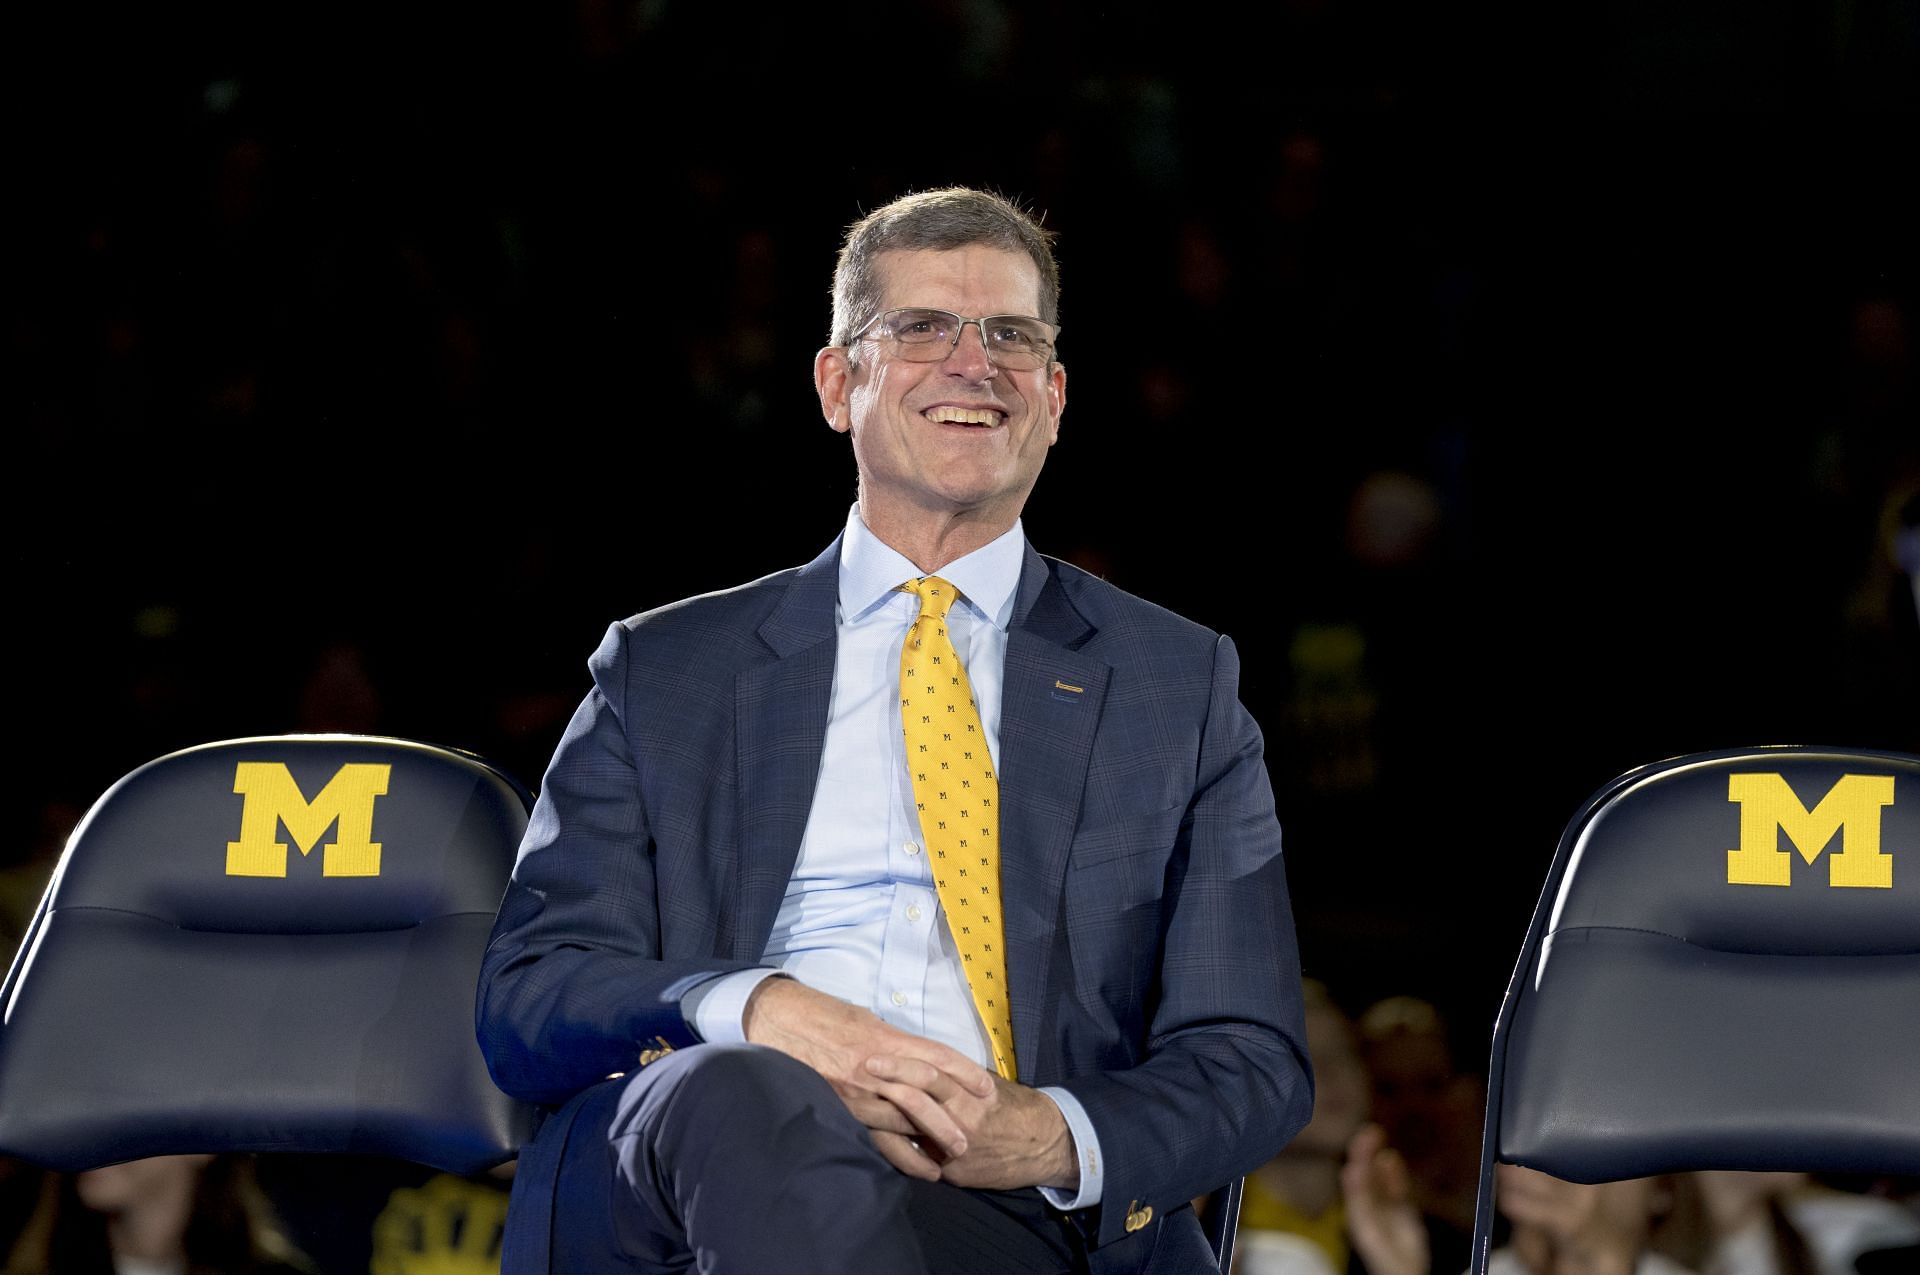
[{"xmin": 683, "ymin": 504, "xmax": 1104, "ymax": 1209}]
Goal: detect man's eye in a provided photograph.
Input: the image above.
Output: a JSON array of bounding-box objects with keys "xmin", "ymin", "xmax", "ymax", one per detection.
[
  {"xmin": 887, "ymin": 310, "xmax": 953, "ymax": 341},
  {"xmin": 990, "ymin": 322, "xmax": 1048, "ymax": 350}
]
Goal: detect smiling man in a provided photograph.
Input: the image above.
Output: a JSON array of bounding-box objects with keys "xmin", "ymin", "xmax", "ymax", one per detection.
[{"xmin": 477, "ymin": 187, "xmax": 1313, "ymax": 1275}]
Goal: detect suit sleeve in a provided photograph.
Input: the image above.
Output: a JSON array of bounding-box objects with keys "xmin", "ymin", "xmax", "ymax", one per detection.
[
  {"xmin": 1058, "ymin": 633, "xmax": 1316, "ymax": 1248},
  {"xmin": 474, "ymin": 621, "xmax": 768, "ymax": 1105}
]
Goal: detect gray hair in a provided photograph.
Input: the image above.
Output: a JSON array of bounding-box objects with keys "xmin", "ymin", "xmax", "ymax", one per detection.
[{"xmin": 829, "ymin": 187, "xmax": 1061, "ymax": 350}]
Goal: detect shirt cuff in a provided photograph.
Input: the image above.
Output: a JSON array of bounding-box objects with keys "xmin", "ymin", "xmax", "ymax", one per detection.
[
  {"xmin": 1035, "ymin": 1086, "xmax": 1104, "ymax": 1210},
  {"xmin": 680, "ymin": 968, "xmax": 786, "ymax": 1043}
]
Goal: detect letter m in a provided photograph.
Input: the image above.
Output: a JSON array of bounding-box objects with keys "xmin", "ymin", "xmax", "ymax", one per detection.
[
  {"xmin": 226, "ymin": 762, "xmax": 390, "ymax": 877},
  {"xmin": 1725, "ymin": 772, "xmax": 1894, "ymax": 888}
]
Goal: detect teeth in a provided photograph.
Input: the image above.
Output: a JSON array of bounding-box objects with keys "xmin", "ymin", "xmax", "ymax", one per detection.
[{"xmin": 925, "ymin": 407, "xmax": 1000, "ymax": 426}]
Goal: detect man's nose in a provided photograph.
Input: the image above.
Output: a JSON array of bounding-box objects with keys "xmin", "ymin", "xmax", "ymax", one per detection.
[{"xmin": 941, "ymin": 320, "xmax": 997, "ymax": 378}]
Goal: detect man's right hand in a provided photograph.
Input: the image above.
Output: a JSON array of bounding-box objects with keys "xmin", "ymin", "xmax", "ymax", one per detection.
[{"xmin": 741, "ymin": 977, "xmax": 996, "ymax": 1179}]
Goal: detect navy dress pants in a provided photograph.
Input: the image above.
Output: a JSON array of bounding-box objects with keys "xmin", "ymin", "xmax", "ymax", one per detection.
[{"xmin": 546, "ymin": 1043, "xmax": 1084, "ymax": 1274}]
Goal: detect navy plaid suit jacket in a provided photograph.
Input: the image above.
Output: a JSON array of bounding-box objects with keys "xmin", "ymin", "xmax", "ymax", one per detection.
[{"xmin": 477, "ymin": 534, "xmax": 1313, "ymax": 1268}]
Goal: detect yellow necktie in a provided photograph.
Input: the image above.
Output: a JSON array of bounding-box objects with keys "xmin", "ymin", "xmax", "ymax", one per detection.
[{"xmin": 899, "ymin": 576, "xmax": 1017, "ymax": 1081}]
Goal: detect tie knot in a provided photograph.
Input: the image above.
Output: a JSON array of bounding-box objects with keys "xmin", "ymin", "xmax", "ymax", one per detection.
[{"xmin": 903, "ymin": 576, "xmax": 961, "ymax": 623}]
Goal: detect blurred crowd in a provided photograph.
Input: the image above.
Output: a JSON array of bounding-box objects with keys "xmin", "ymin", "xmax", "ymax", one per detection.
[
  {"xmin": 0, "ymin": 1150, "xmax": 511, "ymax": 1274},
  {"xmin": 1215, "ymin": 980, "xmax": 1920, "ymax": 1275}
]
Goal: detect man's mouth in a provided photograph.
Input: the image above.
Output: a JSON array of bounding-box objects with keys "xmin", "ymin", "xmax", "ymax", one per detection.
[{"xmin": 924, "ymin": 406, "xmax": 1003, "ymax": 427}]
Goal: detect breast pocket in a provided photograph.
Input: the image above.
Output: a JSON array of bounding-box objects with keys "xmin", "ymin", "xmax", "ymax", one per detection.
[{"xmin": 1068, "ymin": 795, "xmax": 1188, "ymax": 869}]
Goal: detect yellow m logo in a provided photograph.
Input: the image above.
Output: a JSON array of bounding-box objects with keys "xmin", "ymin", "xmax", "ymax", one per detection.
[
  {"xmin": 225, "ymin": 762, "xmax": 390, "ymax": 878},
  {"xmin": 1725, "ymin": 772, "xmax": 1894, "ymax": 888}
]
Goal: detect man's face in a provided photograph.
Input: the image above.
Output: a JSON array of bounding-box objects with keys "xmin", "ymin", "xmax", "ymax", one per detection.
[{"xmin": 816, "ymin": 245, "xmax": 1066, "ymax": 531}]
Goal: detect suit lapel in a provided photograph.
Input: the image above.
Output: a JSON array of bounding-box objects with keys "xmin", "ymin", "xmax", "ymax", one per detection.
[
  {"xmin": 999, "ymin": 545, "xmax": 1107, "ymax": 1081},
  {"xmin": 731, "ymin": 538, "xmax": 841, "ymax": 959}
]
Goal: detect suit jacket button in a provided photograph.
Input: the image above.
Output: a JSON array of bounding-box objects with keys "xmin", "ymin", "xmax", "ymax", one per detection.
[{"xmin": 1124, "ymin": 1201, "xmax": 1153, "ymax": 1233}]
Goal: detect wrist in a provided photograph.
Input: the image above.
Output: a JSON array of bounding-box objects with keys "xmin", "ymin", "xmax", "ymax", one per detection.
[
  {"xmin": 1038, "ymin": 1127, "xmax": 1077, "ymax": 1189},
  {"xmin": 740, "ymin": 972, "xmax": 796, "ymax": 1041}
]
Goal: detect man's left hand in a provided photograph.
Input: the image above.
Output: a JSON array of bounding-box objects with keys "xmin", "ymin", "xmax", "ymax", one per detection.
[{"xmin": 863, "ymin": 1057, "xmax": 1079, "ymax": 1191}]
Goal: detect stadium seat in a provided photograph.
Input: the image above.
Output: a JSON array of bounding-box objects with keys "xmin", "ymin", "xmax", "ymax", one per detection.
[
  {"xmin": 0, "ymin": 734, "xmax": 538, "ymax": 1175},
  {"xmin": 1470, "ymin": 745, "xmax": 1920, "ymax": 1272}
]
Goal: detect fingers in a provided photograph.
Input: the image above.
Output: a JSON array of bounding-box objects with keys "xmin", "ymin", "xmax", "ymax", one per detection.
[
  {"xmin": 865, "ymin": 1056, "xmax": 981, "ymax": 1156},
  {"xmin": 1497, "ymin": 1166, "xmax": 1640, "ymax": 1244},
  {"xmin": 928, "ymin": 1081, "xmax": 1077, "ymax": 1193},
  {"xmin": 1342, "ymin": 1125, "xmax": 1411, "ymax": 1206},
  {"xmin": 863, "ymin": 1074, "xmax": 972, "ymax": 1160},
  {"xmin": 1345, "ymin": 1122, "xmax": 1388, "ymax": 1169},
  {"xmin": 839, "ymin": 1090, "xmax": 921, "ymax": 1138},
  {"xmin": 863, "ymin": 1051, "xmax": 995, "ymax": 1116},
  {"xmin": 1374, "ymin": 1147, "xmax": 1411, "ymax": 1201},
  {"xmin": 745, "ymin": 979, "xmax": 993, "ymax": 1100},
  {"xmin": 864, "ymin": 1053, "xmax": 968, "ymax": 1097},
  {"xmin": 1348, "ymin": 1122, "xmax": 1387, "ymax": 1154},
  {"xmin": 871, "ymin": 1130, "xmax": 943, "ymax": 1182},
  {"xmin": 878, "ymin": 1038, "xmax": 996, "ymax": 1098}
]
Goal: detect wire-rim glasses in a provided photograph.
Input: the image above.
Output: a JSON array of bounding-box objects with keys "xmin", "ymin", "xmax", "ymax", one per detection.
[{"xmin": 850, "ymin": 307, "xmax": 1059, "ymax": 371}]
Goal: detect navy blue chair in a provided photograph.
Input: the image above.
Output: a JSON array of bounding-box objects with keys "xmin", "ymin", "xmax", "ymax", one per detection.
[
  {"xmin": 1201, "ymin": 1176, "xmax": 1243, "ymax": 1270},
  {"xmin": 1471, "ymin": 745, "xmax": 1920, "ymax": 1273},
  {"xmin": 0, "ymin": 735, "xmax": 538, "ymax": 1175}
]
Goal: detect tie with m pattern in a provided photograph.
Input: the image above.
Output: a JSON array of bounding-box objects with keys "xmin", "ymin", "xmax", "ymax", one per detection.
[{"xmin": 898, "ymin": 575, "xmax": 1017, "ymax": 1081}]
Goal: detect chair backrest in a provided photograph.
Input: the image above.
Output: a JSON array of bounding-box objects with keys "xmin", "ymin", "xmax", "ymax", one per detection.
[
  {"xmin": 0, "ymin": 734, "xmax": 539, "ymax": 1175},
  {"xmin": 1201, "ymin": 1176, "xmax": 1243, "ymax": 1271},
  {"xmin": 1471, "ymin": 745, "xmax": 1920, "ymax": 1273}
]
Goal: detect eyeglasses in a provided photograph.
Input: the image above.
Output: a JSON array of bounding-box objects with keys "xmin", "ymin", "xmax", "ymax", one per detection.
[{"xmin": 850, "ymin": 308, "xmax": 1059, "ymax": 371}]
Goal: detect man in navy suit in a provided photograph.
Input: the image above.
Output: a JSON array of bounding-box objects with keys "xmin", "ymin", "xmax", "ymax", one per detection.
[{"xmin": 476, "ymin": 186, "xmax": 1313, "ymax": 1273}]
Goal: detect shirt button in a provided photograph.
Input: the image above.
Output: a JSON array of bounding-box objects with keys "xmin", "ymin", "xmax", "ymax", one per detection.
[
  {"xmin": 891, "ymin": 991, "xmax": 908, "ymax": 1006},
  {"xmin": 903, "ymin": 841, "xmax": 921, "ymax": 856},
  {"xmin": 906, "ymin": 905, "xmax": 923, "ymax": 921}
]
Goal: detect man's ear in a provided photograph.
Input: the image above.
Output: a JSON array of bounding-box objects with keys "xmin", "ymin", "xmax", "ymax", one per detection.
[
  {"xmin": 1046, "ymin": 361, "xmax": 1067, "ymax": 444},
  {"xmin": 815, "ymin": 346, "xmax": 853, "ymax": 434}
]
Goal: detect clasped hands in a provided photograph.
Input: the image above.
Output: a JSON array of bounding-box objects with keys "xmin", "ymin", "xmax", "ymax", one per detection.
[{"xmin": 743, "ymin": 977, "xmax": 1077, "ymax": 1191}]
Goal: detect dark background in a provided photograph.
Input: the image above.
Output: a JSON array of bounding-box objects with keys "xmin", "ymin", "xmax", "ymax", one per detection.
[{"xmin": 8, "ymin": 1, "xmax": 1917, "ymax": 1068}]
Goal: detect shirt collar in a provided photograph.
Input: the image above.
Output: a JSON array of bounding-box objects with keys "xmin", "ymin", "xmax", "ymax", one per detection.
[{"xmin": 838, "ymin": 503, "xmax": 1024, "ymax": 631}]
